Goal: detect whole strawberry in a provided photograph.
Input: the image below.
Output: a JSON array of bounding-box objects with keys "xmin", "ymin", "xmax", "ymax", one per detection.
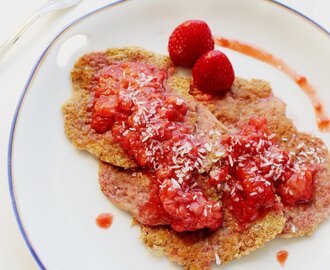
[
  {"xmin": 192, "ymin": 50, "xmax": 235, "ymax": 92},
  {"xmin": 168, "ymin": 20, "xmax": 214, "ymax": 67}
]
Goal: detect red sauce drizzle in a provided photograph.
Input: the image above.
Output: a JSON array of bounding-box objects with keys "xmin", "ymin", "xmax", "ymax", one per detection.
[
  {"xmin": 276, "ymin": 250, "xmax": 289, "ymax": 266},
  {"xmin": 96, "ymin": 213, "xmax": 113, "ymax": 229},
  {"xmin": 215, "ymin": 37, "xmax": 330, "ymax": 132}
]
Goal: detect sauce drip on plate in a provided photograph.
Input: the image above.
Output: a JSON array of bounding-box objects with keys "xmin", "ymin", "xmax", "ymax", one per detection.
[
  {"xmin": 215, "ymin": 37, "xmax": 330, "ymax": 132},
  {"xmin": 96, "ymin": 213, "xmax": 113, "ymax": 229},
  {"xmin": 276, "ymin": 250, "xmax": 289, "ymax": 266}
]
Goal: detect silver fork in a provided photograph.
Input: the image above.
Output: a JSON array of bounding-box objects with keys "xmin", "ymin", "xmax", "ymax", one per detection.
[{"xmin": 0, "ymin": 0, "xmax": 82, "ymax": 60}]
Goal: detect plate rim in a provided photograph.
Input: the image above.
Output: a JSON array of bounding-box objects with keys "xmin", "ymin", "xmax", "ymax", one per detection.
[{"xmin": 7, "ymin": 0, "xmax": 330, "ymax": 269}]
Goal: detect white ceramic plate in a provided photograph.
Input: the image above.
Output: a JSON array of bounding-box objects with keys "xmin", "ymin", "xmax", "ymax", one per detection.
[{"xmin": 9, "ymin": 0, "xmax": 330, "ymax": 269}]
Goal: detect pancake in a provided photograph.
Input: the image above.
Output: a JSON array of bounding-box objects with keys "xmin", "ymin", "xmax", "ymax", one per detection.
[
  {"xmin": 141, "ymin": 209, "xmax": 285, "ymax": 269},
  {"xmin": 63, "ymin": 45, "xmax": 330, "ymax": 269},
  {"xmin": 99, "ymin": 161, "xmax": 285, "ymax": 269},
  {"xmin": 62, "ymin": 47, "xmax": 226, "ymax": 169},
  {"xmin": 99, "ymin": 162, "xmax": 169, "ymax": 226},
  {"xmin": 191, "ymin": 77, "xmax": 330, "ymax": 237},
  {"xmin": 98, "ymin": 77, "xmax": 329, "ymax": 270}
]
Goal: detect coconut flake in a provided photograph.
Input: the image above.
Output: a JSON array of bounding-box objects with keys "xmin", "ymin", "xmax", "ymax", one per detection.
[
  {"xmin": 228, "ymin": 155, "xmax": 234, "ymax": 167},
  {"xmin": 215, "ymin": 254, "xmax": 221, "ymax": 265},
  {"xmin": 204, "ymin": 143, "xmax": 212, "ymax": 152},
  {"xmin": 297, "ymin": 142, "xmax": 305, "ymax": 150},
  {"xmin": 176, "ymin": 97, "xmax": 184, "ymax": 105}
]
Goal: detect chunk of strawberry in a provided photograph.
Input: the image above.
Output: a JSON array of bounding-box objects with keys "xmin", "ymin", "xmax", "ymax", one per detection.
[
  {"xmin": 208, "ymin": 166, "xmax": 229, "ymax": 186},
  {"xmin": 160, "ymin": 179, "xmax": 222, "ymax": 232},
  {"xmin": 94, "ymin": 95, "xmax": 118, "ymax": 118},
  {"xmin": 243, "ymin": 177, "xmax": 275, "ymax": 209},
  {"xmin": 277, "ymin": 169, "xmax": 314, "ymax": 205},
  {"xmin": 168, "ymin": 20, "xmax": 214, "ymax": 67},
  {"xmin": 192, "ymin": 50, "xmax": 235, "ymax": 93},
  {"xmin": 223, "ymin": 178, "xmax": 259, "ymax": 224},
  {"xmin": 229, "ymin": 200, "xmax": 259, "ymax": 225},
  {"xmin": 236, "ymin": 167, "xmax": 275, "ymax": 209}
]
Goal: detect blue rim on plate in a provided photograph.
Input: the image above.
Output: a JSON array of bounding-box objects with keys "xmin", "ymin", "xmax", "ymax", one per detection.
[{"xmin": 7, "ymin": 1, "xmax": 330, "ymax": 269}]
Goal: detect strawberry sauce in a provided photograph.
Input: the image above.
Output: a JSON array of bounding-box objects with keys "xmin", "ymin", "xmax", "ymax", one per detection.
[{"xmin": 215, "ymin": 37, "xmax": 330, "ymax": 132}]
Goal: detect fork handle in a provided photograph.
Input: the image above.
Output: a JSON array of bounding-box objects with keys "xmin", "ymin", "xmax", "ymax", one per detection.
[
  {"xmin": 0, "ymin": 11, "xmax": 44, "ymax": 60},
  {"xmin": 0, "ymin": 0, "xmax": 80, "ymax": 61},
  {"xmin": 0, "ymin": 0, "xmax": 61, "ymax": 61}
]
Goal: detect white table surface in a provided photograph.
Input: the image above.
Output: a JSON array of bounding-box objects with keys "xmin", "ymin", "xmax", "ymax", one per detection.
[{"xmin": 0, "ymin": 0, "xmax": 329, "ymax": 269}]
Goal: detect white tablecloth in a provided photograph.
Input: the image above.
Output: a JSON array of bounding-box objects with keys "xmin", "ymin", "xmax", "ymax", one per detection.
[{"xmin": 0, "ymin": 0, "xmax": 329, "ymax": 269}]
